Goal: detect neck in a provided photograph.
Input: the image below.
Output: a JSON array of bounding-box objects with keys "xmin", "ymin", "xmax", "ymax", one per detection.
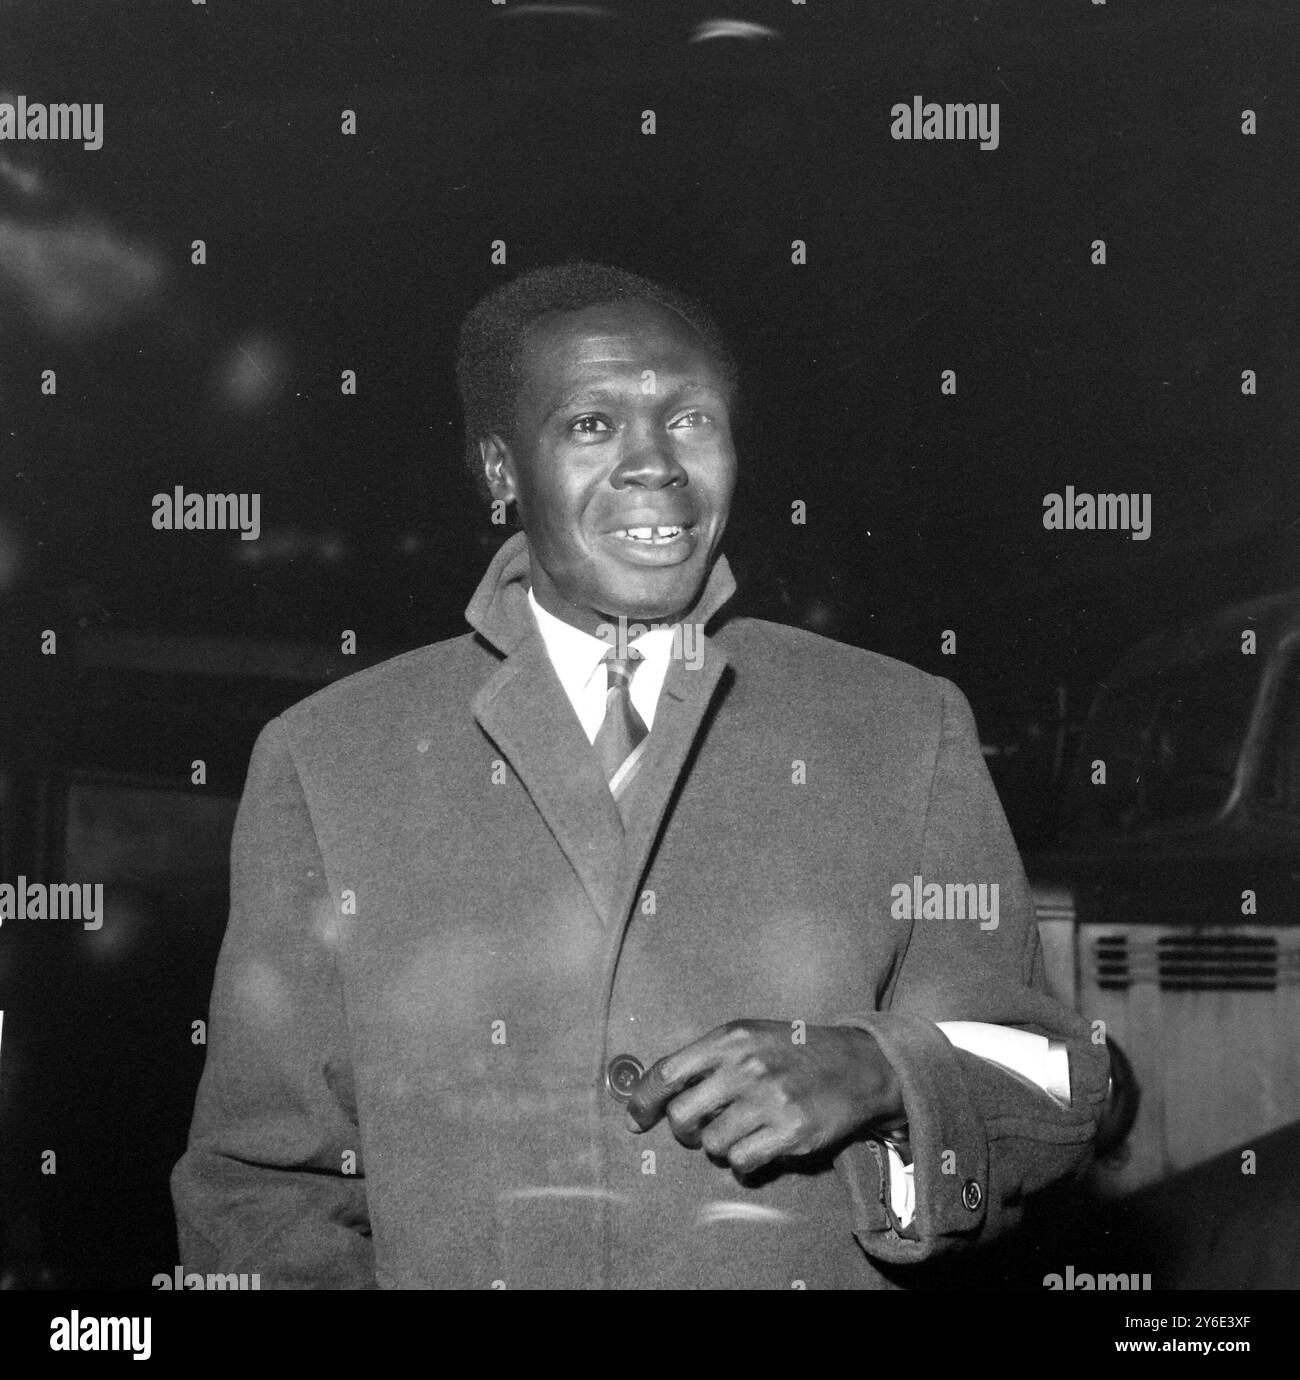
[{"xmin": 528, "ymin": 560, "xmax": 690, "ymax": 638}]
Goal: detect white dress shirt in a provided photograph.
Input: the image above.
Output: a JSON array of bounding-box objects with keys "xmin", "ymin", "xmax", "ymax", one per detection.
[
  {"xmin": 528, "ymin": 589, "xmax": 674, "ymax": 743},
  {"xmin": 527, "ymin": 588, "xmax": 1071, "ymax": 1230}
]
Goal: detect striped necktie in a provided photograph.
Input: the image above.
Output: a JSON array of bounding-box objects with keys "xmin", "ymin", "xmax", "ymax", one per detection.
[{"xmin": 594, "ymin": 650, "xmax": 649, "ymax": 804}]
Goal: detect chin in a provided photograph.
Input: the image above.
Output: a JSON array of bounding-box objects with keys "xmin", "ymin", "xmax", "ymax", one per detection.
[{"xmin": 603, "ymin": 574, "xmax": 703, "ymax": 623}]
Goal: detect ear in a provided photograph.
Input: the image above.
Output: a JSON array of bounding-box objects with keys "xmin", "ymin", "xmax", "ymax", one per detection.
[{"xmin": 480, "ymin": 433, "xmax": 517, "ymax": 505}]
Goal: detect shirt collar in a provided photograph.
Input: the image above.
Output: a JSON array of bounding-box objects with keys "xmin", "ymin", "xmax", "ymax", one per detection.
[{"xmin": 527, "ymin": 588, "xmax": 678, "ymax": 686}]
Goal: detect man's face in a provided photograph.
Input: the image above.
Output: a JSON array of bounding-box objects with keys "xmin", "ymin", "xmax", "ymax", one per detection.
[{"xmin": 482, "ymin": 299, "xmax": 737, "ymax": 633}]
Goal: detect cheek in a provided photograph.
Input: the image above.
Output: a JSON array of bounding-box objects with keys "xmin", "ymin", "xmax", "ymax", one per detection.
[
  {"xmin": 528, "ymin": 479, "xmax": 600, "ymax": 561},
  {"xmin": 516, "ymin": 462, "xmax": 572, "ymax": 532},
  {"xmin": 695, "ymin": 472, "xmax": 735, "ymax": 525},
  {"xmin": 691, "ymin": 440, "xmax": 737, "ymax": 493},
  {"xmin": 714, "ymin": 460, "xmax": 738, "ymax": 505}
]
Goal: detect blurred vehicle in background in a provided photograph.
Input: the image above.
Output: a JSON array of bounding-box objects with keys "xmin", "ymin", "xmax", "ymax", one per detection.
[{"xmin": 1030, "ymin": 587, "xmax": 1300, "ymax": 1195}]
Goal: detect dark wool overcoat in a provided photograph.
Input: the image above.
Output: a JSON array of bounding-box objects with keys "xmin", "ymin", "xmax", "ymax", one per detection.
[{"xmin": 172, "ymin": 532, "xmax": 1108, "ymax": 1288}]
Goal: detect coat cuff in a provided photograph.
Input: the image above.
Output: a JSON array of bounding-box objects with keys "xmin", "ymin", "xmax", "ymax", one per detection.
[{"xmin": 831, "ymin": 1012, "xmax": 988, "ymax": 1263}]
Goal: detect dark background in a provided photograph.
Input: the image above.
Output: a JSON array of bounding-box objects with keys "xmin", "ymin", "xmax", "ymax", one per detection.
[{"xmin": 0, "ymin": 0, "xmax": 1296, "ymax": 1287}]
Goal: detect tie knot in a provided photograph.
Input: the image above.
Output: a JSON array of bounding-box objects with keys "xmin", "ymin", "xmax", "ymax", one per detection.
[{"xmin": 603, "ymin": 649, "xmax": 642, "ymax": 689}]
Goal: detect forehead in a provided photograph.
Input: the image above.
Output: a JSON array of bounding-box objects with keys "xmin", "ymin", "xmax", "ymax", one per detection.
[{"xmin": 515, "ymin": 299, "xmax": 727, "ymax": 409}]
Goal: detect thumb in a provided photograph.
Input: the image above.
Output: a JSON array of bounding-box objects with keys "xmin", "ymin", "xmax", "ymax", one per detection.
[{"xmin": 625, "ymin": 1057, "xmax": 676, "ymax": 1133}]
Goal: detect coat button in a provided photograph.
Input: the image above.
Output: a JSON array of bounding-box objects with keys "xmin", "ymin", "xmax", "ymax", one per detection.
[
  {"xmin": 962, "ymin": 1179, "xmax": 983, "ymax": 1211},
  {"xmin": 605, "ymin": 1054, "xmax": 645, "ymax": 1102}
]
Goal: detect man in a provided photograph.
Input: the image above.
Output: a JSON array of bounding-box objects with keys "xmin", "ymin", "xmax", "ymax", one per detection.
[{"xmin": 172, "ymin": 262, "xmax": 1108, "ymax": 1288}]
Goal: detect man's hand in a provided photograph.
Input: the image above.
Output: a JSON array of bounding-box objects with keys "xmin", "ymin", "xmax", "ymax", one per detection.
[{"xmin": 626, "ymin": 1020, "xmax": 906, "ymax": 1175}]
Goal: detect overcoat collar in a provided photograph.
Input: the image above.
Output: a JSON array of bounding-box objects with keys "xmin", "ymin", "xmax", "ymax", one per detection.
[{"xmin": 466, "ymin": 531, "xmax": 737, "ymax": 926}]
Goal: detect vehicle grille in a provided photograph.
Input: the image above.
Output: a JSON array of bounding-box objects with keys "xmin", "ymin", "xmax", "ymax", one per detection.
[{"xmin": 1091, "ymin": 931, "xmax": 1295, "ymax": 992}]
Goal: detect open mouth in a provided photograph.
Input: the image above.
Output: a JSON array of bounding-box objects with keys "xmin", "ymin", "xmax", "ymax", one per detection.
[{"xmin": 608, "ymin": 524, "xmax": 691, "ymax": 545}]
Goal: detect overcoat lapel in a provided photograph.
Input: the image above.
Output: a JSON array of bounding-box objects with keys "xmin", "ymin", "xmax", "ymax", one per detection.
[
  {"xmin": 471, "ymin": 625, "xmax": 629, "ymax": 924},
  {"xmin": 609, "ymin": 641, "xmax": 730, "ymax": 921}
]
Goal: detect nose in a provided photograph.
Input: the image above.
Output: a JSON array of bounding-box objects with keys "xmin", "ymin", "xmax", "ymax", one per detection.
[{"xmin": 611, "ymin": 422, "xmax": 687, "ymax": 489}]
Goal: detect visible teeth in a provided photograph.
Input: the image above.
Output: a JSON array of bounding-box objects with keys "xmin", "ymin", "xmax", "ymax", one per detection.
[{"xmin": 615, "ymin": 525, "xmax": 685, "ymax": 543}]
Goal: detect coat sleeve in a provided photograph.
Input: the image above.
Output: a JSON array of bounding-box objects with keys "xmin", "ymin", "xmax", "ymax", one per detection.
[
  {"xmin": 170, "ymin": 717, "xmax": 376, "ymax": 1288},
  {"xmin": 831, "ymin": 676, "xmax": 1109, "ymax": 1265}
]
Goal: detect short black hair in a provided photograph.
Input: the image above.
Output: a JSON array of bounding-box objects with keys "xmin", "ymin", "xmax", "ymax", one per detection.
[{"xmin": 455, "ymin": 261, "xmax": 738, "ymax": 497}]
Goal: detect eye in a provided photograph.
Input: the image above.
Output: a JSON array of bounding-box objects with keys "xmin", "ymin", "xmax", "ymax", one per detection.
[
  {"xmin": 670, "ymin": 409, "xmax": 714, "ymax": 429},
  {"xmin": 569, "ymin": 414, "xmax": 613, "ymax": 435}
]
